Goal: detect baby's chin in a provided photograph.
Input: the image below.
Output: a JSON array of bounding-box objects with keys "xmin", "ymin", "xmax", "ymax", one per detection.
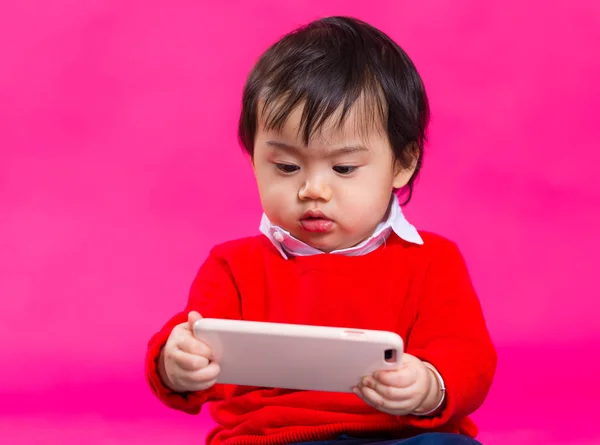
[{"xmin": 294, "ymin": 231, "xmax": 364, "ymax": 253}]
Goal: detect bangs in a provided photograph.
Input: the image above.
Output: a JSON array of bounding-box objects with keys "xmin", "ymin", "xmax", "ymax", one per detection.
[{"xmin": 259, "ymin": 70, "xmax": 388, "ymax": 145}]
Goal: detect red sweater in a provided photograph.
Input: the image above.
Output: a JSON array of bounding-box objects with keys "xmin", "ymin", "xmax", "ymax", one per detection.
[{"xmin": 145, "ymin": 232, "xmax": 496, "ymax": 445}]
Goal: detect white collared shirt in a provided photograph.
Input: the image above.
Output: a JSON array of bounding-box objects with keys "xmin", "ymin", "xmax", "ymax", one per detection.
[{"xmin": 259, "ymin": 194, "xmax": 424, "ymax": 260}]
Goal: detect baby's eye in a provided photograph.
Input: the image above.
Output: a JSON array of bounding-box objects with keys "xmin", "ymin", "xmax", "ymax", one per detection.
[
  {"xmin": 276, "ymin": 163, "xmax": 300, "ymax": 173},
  {"xmin": 333, "ymin": 165, "xmax": 358, "ymax": 175}
]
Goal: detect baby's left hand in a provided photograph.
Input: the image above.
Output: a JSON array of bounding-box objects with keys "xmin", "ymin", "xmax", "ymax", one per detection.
[{"xmin": 354, "ymin": 353, "xmax": 437, "ymax": 416}]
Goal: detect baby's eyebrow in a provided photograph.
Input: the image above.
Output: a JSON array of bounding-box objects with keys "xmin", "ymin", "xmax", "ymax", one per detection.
[
  {"xmin": 328, "ymin": 145, "xmax": 370, "ymax": 155},
  {"xmin": 266, "ymin": 140, "xmax": 370, "ymax": 156},
  {"xmin": 265, "ymin": 140, "xmax": 301, "ymax": 153}
]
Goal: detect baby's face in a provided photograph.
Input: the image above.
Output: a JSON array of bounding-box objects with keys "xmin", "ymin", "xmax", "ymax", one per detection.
[{"xmin": 252, "ymin": 102, "xmax": 413, "ymax": 253}]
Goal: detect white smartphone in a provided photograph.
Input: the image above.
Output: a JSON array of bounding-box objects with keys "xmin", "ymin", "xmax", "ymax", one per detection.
[{"xmin": 193, "ymin": 318, "xmax": 404, "ymax": 393}]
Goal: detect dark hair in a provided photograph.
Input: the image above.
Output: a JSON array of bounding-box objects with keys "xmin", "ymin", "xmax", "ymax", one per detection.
[{"xmin": 238, "ymin": 16, "xmax": 429, "ymax": 205}]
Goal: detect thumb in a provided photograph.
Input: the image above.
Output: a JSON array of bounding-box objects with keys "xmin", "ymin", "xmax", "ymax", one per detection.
[{"xmin": 188, "ymin": 311, "xmax": 202, "ymax": 330}]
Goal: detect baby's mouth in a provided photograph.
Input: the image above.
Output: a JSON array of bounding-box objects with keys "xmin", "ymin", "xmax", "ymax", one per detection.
[{"xmin": 300, "ymin": 215, "xmax": 334, "ymax": 233}]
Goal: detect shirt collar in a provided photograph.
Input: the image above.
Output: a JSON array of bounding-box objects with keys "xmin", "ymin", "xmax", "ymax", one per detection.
[{"xmin": 259, "ymin": 194, "xmax": 424, "ymax": 260}]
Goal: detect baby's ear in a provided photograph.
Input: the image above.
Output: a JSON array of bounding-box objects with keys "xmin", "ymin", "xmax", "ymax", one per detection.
[{"xmin": 392, "ymin": 143, "xmax": 419, "ymax": 189}]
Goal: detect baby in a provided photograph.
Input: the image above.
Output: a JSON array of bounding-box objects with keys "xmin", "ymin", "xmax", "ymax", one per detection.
[{"xmin": 146, "ymin": 16, "xmax": 496, "ymax": 445}]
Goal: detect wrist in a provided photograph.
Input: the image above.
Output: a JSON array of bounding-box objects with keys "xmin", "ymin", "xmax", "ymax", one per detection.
[{"xmin": 412, "ymin": 362, "xmax": 446, "ymax": 416}]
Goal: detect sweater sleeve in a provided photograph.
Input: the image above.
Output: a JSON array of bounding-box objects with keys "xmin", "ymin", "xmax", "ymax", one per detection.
[
  {"xmin": 145, "ymin": 244, "xmax": 242, "ymax": 414},
  {"xmin": 403, "ymin": 239, "xmax": 497, "ymax": 429}
]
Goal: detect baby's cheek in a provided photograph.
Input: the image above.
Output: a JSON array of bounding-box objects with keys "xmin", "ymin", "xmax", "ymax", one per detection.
[
  {"xmin": 345, "ymin": 198, "xmax": 386, "ymax": 228},
  {"xmin": 263, "ymin": 190, "xmax": 293, "ymax": 220}
]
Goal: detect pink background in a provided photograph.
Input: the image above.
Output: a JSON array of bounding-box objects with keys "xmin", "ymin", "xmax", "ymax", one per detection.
[{"xmin": 1, "ymin": 1, "xmax": 599, "ymax": 444}]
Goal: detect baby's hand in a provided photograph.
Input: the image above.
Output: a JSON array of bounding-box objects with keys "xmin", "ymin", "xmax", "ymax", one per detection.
[
  {"xmin": 159, "ymin": 311, "xmax": 220, "ymax": 393},
  {"xmin": 354, "ymin": 353, "xmax": 440, "ymax": 416}
]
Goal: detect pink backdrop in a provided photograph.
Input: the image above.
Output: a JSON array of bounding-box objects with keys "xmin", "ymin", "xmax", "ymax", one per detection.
[{"xmin": 1, "ymin": 1, "xmax": 599, "ymax": 444}]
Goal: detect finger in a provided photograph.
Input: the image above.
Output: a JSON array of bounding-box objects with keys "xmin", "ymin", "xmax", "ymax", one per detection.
[
  {"xmin": 187, "ymin": 311, "xmax": 202, "ymax": 331},
  {"xmin": 363, "ymin": 375, "xmax": 410, "ymax": 401},
  {"xmin": 173, "ymin": 349, "xmax": 210, "ymax": 371},
  {"xmin": 182, "ymin": 362, "xmax": 221, "ymax": 389},
  {"xmin": 374, "ymin": 368, "xmax": 417, "ymax": 388},
  {"xmin": 186, "ymin": 378, "xmax": 219, "ymax": 393},
  {"xmin": 401, "ymin": 352, "xmax": 422, "ymax": 366},
  {"xmin": 353, "ymin": 385, "xmax": 380, "ymax": 411},
  {"xmin": 354, "ymin": 385, "xmax": 406, "ymax": 416},
  {"xmin": 177, "ymin": 335, "xmax": 212, "ymax": 358}
]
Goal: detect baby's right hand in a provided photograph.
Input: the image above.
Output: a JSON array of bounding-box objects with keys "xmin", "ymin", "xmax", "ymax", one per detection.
[{"xmin": 159, "ymin": 311, "xmax": 221, "ymax": 393}]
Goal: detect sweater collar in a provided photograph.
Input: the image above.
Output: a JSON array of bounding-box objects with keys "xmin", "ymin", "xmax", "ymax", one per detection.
[{"xmin": 259, "ymin": 194, "xmax": 423, "ymax": 260}]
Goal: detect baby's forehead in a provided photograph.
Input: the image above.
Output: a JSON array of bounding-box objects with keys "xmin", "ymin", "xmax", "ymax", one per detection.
[{"xmin": 258, "ymin": 96, "xmax": 387, "ymax": 146}]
